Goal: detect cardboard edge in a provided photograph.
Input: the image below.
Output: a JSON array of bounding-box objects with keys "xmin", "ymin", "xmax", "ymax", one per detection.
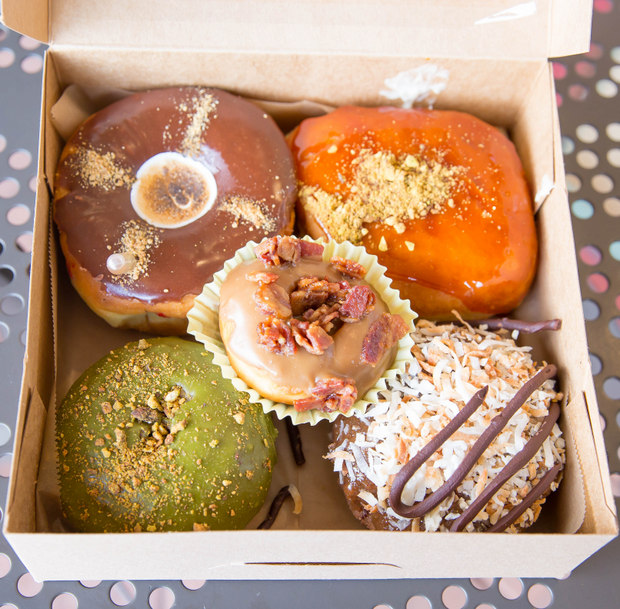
[
  {"xmin": 0, "ymin": 0, "xmax": 49, "ymax": 43},
  {"xmin": 549, "ymin": 0, "xmax": 593, "ymax": 58}
]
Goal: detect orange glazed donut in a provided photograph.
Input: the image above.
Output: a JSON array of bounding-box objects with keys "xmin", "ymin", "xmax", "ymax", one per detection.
[
  {"xmin": 54, "ymin": 87, "xmax": 296, "ymax": 334},
  {"xmin": 288, "ymin": 106, "xmax": 537, "ymax": 319}
]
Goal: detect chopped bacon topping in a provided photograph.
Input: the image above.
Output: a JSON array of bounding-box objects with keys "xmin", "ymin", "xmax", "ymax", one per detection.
[
  {"xmin": 257, "ymin": 318, "xmax": 297, "ymax": 356},
  {"xmin": 290, "ymin": 319, "xmax": 334, "ymax": 355},
  {"xmin": 330, "ymin": 256, "xmax": 367, "ymax": 278},
  {"xmin": 253, "ymin": 283, "xmax": 292, "ymax": 319},
  {"xmin": 289, "ymin": 276, "xmax": 346, "ymax": 316},
  {"xmin": 254, "ymin": 236, "xmax": 325, "ymax": 267},
  {"xmin": 294, "ymin": 377, "xmax": 358, "ymax": 413},
  {"xmin": 340, "ymin": 285, "xmax": 376, "ymax": 322},
  {"xmin": 246, "ymin": 271, "xmax": 279, "ymax": 284},
  {"xmin": 361, "ymin": 313, "xmax": 409, "ymax": 365},
  {"xmin": 303, "ymin": 303, "xmax": 340, "ymax": 332}
]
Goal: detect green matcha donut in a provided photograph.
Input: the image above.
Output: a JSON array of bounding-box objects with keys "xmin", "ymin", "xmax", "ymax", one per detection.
[{"xmin": 57, "ymin": 337, "xmax": 277, "ymax": 532}]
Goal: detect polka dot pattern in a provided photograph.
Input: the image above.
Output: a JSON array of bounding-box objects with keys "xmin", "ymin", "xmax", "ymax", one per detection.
[{"xmin": 0, "ymin": 6, "xmax": 619, "ymax": 609}]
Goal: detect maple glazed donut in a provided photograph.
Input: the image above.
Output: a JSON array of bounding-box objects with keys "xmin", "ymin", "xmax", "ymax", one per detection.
[
  {"xmin": 54, "ymin": 86, "xmax": 296, "ymax": 333},
  {"xmin": 217, "ymin": 236, "xmax": 411, "ymax": 415},
  {"xmin": 56, "ymin": 337, "xmax": 278, "ymax": 533},
  {"xmin": 327, "ymin": 320, "xmax": 565, "ymax": 533},
  {"xmin": 288, "ymin": 106, "xmax": 538, "ymax": 320}
]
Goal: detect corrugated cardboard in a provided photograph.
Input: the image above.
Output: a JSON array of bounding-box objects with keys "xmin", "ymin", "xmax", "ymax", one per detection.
[{"xmin": 2, "ymin": 0, "xmax": 617, "ymax": 581}]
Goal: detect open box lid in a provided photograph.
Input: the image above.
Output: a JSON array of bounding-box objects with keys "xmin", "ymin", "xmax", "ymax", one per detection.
[{"xmin": 3, "ymin": 0, "xmax": 592, "ymax": 60}]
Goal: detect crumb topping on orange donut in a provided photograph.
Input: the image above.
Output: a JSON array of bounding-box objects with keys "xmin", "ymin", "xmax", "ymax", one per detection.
[{"xmin": 289, "ymin": 106, "xmax": 537, "ymax": 319}]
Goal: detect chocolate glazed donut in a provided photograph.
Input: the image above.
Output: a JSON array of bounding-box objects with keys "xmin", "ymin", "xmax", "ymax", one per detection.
[{"xmin": 54, "ymin": 87, "xmax": 296, "ymax": 333}]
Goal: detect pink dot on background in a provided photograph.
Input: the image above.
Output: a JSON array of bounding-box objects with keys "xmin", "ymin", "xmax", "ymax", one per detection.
[
  {"xmin": 0, "ymin": 48, "xmax": 15, "ymax": 68},
  {"xmin": 527, "ymin": 584, "xmax": 553, "ymax": 609},
  {"xmin": 407, "ymin": 596, "xmax": 432, "ymax": 609},
  {"xmin": 0, "ymin": 178, "xmax": 20, "ymax": 199},
  {"xmin": 498, "ymin": 578, "xmax": 524, "ymax": 600},
  {"xmin": 610, "ymin": 473, "xmax": 620, "ymax": 497},
  {"xmin": 8, "ymin": 149, "xmax": 32, "ymax": 170},
  {"xmin": 556, "ymin": 93, "xmax": 563, "ymax": 108},
  {"xmin": 553, "ymin": 62, "xmax": 567, "ymax": 79},
  {"xmin": 576, "ymin": 61, "xmax": 596, "ymax": 78},
  {"xmin": 471, "ymin": 578, "xmax": 494, "ymax": 590},
  {"xmin": 7, "ymin": 204, "xmax": 31, "ymax": 226},
  {"xmin": 28, "ymin": 176, "xmax": 37, "ymax": 192},
  {"xmin": 16, "ymin": 232, "xmax": 33, "ymax": 254},
  {"xmin": 16, "ymin": 572, "xmax": 43, "ymax": 597},
  {"xmin": 19, "ymin": 36, "xmax": 41, "ymax": 51},
  {"xmin": 594, "ymin": 0, "xmax": 613, "ymax": 12},
  {"xmin": 569, "ymin": 84, "xmax": 589, "ymax": 101},
  {"xmin": 0, "ymin": 553, "xmax": 11, "ymax": 578},
  {"xmin": 587, "ymin": 272, "xmax": 609, "ymax": 293},
  {"xmin": 0, "ymin": 135, "xmax": 6, "ymax": 153},
  {"xmin": 588, "ymin": 42, "xmax": 604, "ymax": 59},
  {"xmin": 148, "ymin": 587, "xmax": 175, "ymax": 609},
  {"xmin": 616, "ymin": 294, "xmax": 620, "ymax": 310},
  {"xmin": 442, "ymin": 586, "xmax": 467, "ymax": 609},
  {"xmin": 20, "ymin": 54, "xmax": 43, "ymax": 74},
  {"xmin": 181, "ymin": 580, "xmax": 205, "ymax": 590},
  {"xmin": 51, "ymin": 592, "xmax": 78, "ymax": 609},
  {"xmin": 579, "ymin": 244, "xmax": 603, "ymax": 265}
]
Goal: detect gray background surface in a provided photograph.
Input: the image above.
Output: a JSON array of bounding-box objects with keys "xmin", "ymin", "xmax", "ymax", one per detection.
[{"xmin": 0, "ymin": 4, "xmax": 619, "ymax": 608}]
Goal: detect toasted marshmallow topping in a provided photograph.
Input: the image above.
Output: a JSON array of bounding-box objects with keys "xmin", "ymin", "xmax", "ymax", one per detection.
[{"xmin": 130, "ymin": 152, "xmax": 217, "ymax": 229}]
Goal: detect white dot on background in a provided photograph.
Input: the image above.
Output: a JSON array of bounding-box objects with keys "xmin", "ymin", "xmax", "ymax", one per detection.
[
  {"xmin": 0, "ymin": 47, "xmax": 15, "ymax": 68},
  {"xmin": 406, "ymin": 596, "xmax": 432, "ymax": 609},
  {"xmin": 28, "ymin": 176, "xmax": 37, "ymax": 192},
  {"xmin": 51, "ymin": 592, "xmax": 78, "ymax": 609},
  {"xmin": 610, "ymin": 65, "xmax": 620, "ymax": 83},
  {"xmin": 576, "ymin": 149, "xmax": 599, "ymax": 169},
  {"xmin": 596, "ymin": 79, "xmax": 619, "ymax": 98},
  {"xmin": 475, "ymin": 605, "xmax": 496, "ymax": 609},
  {"xmin": 373, "ymin": 605, "xmax": 393, "ymax": 609},
  {"xmin": 565, "ymin": 173, "xmax": 582, "ymax": 192},
  {"xmin": 181, "ymin": 579, "xmax": 205, "ymax": 590},
  {"xmin": 576, "ymin": 123, "xmax": 599, "ymax": 143},
  {"xmin": 0, "ymin": 134, "xmax": 6, "ymax": 153},
  {"xmin": 607, "ymin": 148, "xmax": 620, "ymax": 167},
  {"xmin": 603, "ymin": 196, "xmax": 620, "ymax": 216},
  {"xmin": 607, "ymin": 122, "xmax": 620, "ymax": 141},
  {"xmin": 0, "ymin": 423, "xmax": 11, "ymax": 447},
  {"xmin": 16, "ymin": 572, "xmax": 44, "ymax": 597},
  {"xmin": 441, "ymin": 585, "xmax": 467, "ymax": 609},
  {"xmin": 148, "ymin": 587, "xmax": 175, "ymax": 609},
  {"xmin": 561, "ymin": 136, "xmax": 575, "ymax": 154},
  {"xmin": 8, "ymin": 149, "xmax": 32, "ymax": 170},
  {"xmin": 7, "ymin": 204, "xmax": 31, "ymax": 226},
  {"xmin": 592, "ymin": 173, "xmax": 614, "ymax": 193},
  {"xmin": 498, "ymin": 578, "xmax": 524, "ymax": 600},
  {"xmin": 80, "ymin": 580, "xmax": 101, "ymax": 588},
  {"xmin": 612, "ymin": 46, "xmax": 620, "ymax": 63},
  {"xmin": 20, "ymin": 53, "xmax": 43, "ymax": 74},
  {"xmin": 603, "ymin": 377, "xmax": 620, "ymax": 399},
  {"xmin": 110, "ymin": 581, "xmax": 137, "ymax": 606}
]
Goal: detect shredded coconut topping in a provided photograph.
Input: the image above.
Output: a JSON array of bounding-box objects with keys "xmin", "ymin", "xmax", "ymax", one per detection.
[{"xmin": 328, "ymin": 320, "xmax": 565, "ymax": 533}]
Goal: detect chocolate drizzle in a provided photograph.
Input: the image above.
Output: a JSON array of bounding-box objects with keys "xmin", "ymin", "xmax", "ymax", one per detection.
[
  {"xmin": 389, "ymin": 364, "xmax": 561, "ymax": 529},
  {"xmin": 257, "ymin": 485, "xmax": 294, "ymax": 529},
  {"xmin": 466, "ymin": 318, "xmax": 562, "ymax": 334},
  {"xmin": 286, "ymin": 418, "xmax": 305, "ymax": 466}
]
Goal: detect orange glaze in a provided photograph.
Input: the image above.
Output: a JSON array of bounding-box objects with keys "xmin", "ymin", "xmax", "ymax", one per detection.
[{"xmin": 289, "ymin": 106, "xmax": 537, "ymax": 318}]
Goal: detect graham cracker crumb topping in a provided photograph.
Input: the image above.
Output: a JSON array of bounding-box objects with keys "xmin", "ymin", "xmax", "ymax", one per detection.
[
  {"xmin": 72, "ymin": 147, "xmax": 134, "ymax": 191},
  {"xmin": 220, "ymin": 196, "xmax": 277, "ymax": 232},
  {"xmin": 299, "ymin": 149, "xmax": 463, "ymax": 243},
  {"xmin": 179, "ymin": 92, "xmax": 218, "ymax": 157},
  {"xmin": 110, "ymin": 220, "xmax": 161, "ymax": 284}
]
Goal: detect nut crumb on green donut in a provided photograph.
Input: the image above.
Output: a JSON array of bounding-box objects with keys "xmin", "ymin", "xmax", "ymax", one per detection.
[{"xmin": 56, "ymin": 337, "xmax": 277, "ymax": 532}]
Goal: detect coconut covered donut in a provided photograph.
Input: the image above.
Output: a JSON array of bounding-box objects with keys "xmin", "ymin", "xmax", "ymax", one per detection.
[
  {"xmin": 54, "ymin": 86, "xmax": 296, "ymax": 334},
  {"xmin": 56, "ymin": 337, "xmax": 278, "ymax": 532},
  {"xmin": 288, "ymin": 106, "xmax": 537, "ymax": 320},
  {"xmin": 327, "ymin": 320, "xmax": 565, "ymax": 533}
]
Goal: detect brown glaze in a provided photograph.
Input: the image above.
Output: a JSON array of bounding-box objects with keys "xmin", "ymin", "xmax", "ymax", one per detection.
[
  {"xmin": 54, "ymin": 87, "xmax": 296, "ymax": 306},
  {"xmin": 219, "ymin": 256, "xmax": 396, "ymax": 405}
]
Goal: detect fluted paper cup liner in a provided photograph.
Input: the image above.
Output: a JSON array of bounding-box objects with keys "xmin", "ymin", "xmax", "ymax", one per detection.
[{"xmin": 187, "ymin": 237, "xmax": 416, "ymax": 425}]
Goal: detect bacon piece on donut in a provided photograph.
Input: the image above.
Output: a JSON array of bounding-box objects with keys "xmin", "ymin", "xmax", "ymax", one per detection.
[
  {"xmin": 290, "ymin": 319, "xmax": 334, "ymax": 355},
  {"xmin": 294, "ymin": 377, "xmax": 358, "ymax": 413},
  {"xmin": 330, "ymin": 256, "xmax": 367, "ymax": 278},
  {"xmin": 290, "ymin": 276, "xmax": 347, "ymax": 316},
  {"xmin": 255, "ymin": 236, "xmax": 325, "ymax": 267},
  {"xmin": 361, "ymin": 313, "xmax": 409, "ymax": 365},
  {"xmin": 340, "ymin": 285, "xmax": 376, "ymax": 322},
  {"xmin": 303, "ymin": 303, "xmax": 341, "ymax": 332},
  {"xmin": 254, "ymin": 283, "xmax": 292, "ymax": 319},
  {"xmin": 257, "ymin": 318, "xmax": 297, "ymax": 355},
  {"xmin": 246, "ymin": 271, "xmax": 279, "ymax": 284}
]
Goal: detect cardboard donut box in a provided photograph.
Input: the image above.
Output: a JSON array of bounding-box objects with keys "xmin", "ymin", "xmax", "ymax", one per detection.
[{"xmin": 2, "ymin": 0, "xmax": 618, "ymax": 581}]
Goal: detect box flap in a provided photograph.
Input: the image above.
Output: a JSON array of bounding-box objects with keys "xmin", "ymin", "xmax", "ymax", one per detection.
[{"xmin": 2, "ymin": 0, "xmax": 591, "ymax": 59}]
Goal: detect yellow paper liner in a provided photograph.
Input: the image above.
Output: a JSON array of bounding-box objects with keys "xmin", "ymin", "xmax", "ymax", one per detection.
[{"xmin": 187, "ymin": 237, "xmax": 416, "ymax": 425}]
